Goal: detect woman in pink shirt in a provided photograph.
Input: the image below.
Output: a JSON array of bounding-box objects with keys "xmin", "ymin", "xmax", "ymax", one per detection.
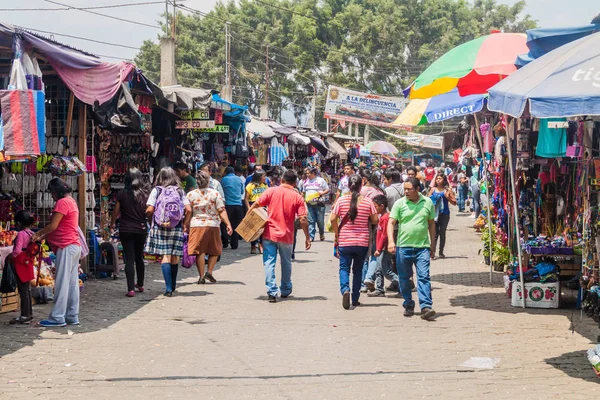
[
  {"xmin": 9, "ymin": 210, "xmax": 35, "ymax": 325},
  {"xmin": 330, "ymin": 175, "xmax": 379, "ymax": 310},
  {"xmin": 33, "ymin": 178, "xmax": 82, "ymax": 328}
]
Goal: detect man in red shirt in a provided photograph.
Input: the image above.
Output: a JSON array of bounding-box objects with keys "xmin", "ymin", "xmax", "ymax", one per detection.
[{"xmin": 249, "ymin": 170, "xmax": 310, "ymax": 302}]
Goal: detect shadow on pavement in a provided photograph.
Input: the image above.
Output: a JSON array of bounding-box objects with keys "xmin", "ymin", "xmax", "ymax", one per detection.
[
  {"xmin": 545, "ymin": 350, "xmax": 599, "ymax": 383},
  {"xmin": 254, "ymin": 295, "xmax": 328, "ymax": 301},
  {"xmin": 358, "ymin": 303, "xmax": 397, "ymax": 308},
  {"xmin": 432, "ymin": 271, "xmax": 504, "ymax": 287},
  {"xmin": 0, "ymin": 242, "xmax": 258, "ymax": 360}
]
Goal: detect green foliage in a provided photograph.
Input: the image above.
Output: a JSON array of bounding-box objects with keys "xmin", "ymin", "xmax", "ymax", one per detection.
[{"xmin": 135, "ymin": 0, "xmax": 536, "ymax": 125}]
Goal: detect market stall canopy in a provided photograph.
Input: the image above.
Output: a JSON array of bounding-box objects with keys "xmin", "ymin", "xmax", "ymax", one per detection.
[
  {"xmin": 393, "ymin": 89, "xmax": 486, "ymax": 126},
  {"xmin": 516, "ymin": 24, "xmax": 600, "ymax": 67},
  {"xmin": 365, "ymin": 141, "xmax": 398, "ymax": 154},
  {"xmin": 325, "ymin": 137, "xmax": 348, "ymax": 160},
  {"xmin": 404, "ymin": 33, "xmax": 528, "ymax": 99},
  {"xmin": 162, "ymin": 86, "xmax": 212, "ymax": 110},
  {"xmin": 288, "ymin": 133, "xmax": 311, "ymax": 145},
  {"xmin": 310, "ymin": 136, "xmax": 329, "ymax": 156},
  {"xmin": 247, "ymin": 117, "xmax": 276, "ymax": 138},
  {"xmin": 268, "ymin": 121, "xmax": 297, "ymax": 136},
  {"xmin": 0, "ymin": 23, "xmax": 136, "ymax": 106},
  {"xmin": 488, "ymin": 31, "xmax": 600, "ymax": 118}
]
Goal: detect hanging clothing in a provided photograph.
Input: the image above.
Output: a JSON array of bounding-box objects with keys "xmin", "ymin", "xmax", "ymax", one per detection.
[
  {"xmin": 536, "ymin": 118, "xmax": 567, "ymax": 158},
  {"xmin": 269, "ymin": 137, "xmax": 288, "ymax": 166}
]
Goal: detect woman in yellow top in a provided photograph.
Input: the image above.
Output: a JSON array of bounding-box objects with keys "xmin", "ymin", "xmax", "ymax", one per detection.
[{"xmin": 245, "ymin": 170, "xmax": 268, "ymax": 254}]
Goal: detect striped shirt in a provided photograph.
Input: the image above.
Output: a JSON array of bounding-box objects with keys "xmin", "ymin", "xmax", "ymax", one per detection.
[
  {"xmin": 269, "ymin": 139, "xmax": 288, "ymax": 166},
  {"xmin": 332, "ymin": 195, "xmax": 376, "ymax": 248}
]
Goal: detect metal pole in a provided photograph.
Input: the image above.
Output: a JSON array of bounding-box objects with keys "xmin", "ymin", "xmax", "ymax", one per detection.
[
  {"xmin": 165, "ymin": 0, "xmax": 169, "ymax": 33},
  {"xmin": 225, "ymin": 22, "xmax": 230, "ymax": 87},
  {"xmin": 505, "ymin": 118, "xmax": 526, "ymax": 308},
  {"xmin": 473, "ymin": 114, "xmax": 494, "ymax": 284},
  {"xmin": 265, "ymin": 44, "xmax": 269, "ymax": 119}
]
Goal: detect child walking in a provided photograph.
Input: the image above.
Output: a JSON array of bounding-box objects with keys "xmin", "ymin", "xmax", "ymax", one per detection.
[{"xmin": 10, "ymin": 210, "xmax": 36, "ymax": 324}]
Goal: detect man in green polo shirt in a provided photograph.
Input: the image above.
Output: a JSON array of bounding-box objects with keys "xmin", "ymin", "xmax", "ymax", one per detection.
[{"xmin": 387, "ymin": 177, "xmax": 436, "ymax": 321}]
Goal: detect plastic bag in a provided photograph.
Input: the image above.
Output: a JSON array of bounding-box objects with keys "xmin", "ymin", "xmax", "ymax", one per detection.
[
  {"xmin": 182, "ymin": 233, "xmax": 196, "ymax": 268},
  {"xmin": 8, "ymin": 57, "xmax": 27, "ymax": 90},
  {"xmin": 0, "ymin": 260, "xmax": 18, "ymax": 293}
]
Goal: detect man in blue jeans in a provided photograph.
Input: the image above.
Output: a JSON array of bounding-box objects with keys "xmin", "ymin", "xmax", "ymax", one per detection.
[
  {"xmin": 302, "ymin": 168, "xmax": 330, "ymax": 241},
  {"xmin": 248, "ymin": 170, "xmax": 310, "ymax": 303},
  {"xmin": 387, "ymin": 177, "xmax": 437, "ymax": 320}
]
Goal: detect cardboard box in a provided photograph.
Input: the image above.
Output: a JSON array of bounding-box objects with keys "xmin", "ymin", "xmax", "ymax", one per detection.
[
  {"xmin": 511, "ymin": 281, "xmax": 560, "ymax": 308},
  {"xmin": 236, "ymin": 207, "xmax": 268, "ymax": 243},
  {"xmin": 0, "ymin": 291, "xmax": 19, "ymax": 314}
]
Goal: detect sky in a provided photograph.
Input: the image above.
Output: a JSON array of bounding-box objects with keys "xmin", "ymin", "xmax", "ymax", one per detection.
[{"xmin": 0, "ymin": 0, "xmax": 597, "ymax": 62}]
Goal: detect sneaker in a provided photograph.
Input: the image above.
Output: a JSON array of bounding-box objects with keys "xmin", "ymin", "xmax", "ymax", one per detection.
[
  {"xmin": 385, "ymin": 282, "xmax": 399, "ymax": 292},
  {"xmin": 268, "ymin": 295, "xmax": 277, "ymax": 303},
  {"xmin": 9, "ymin": 316, "xmax": 32, "ymax": 325},
  {"xmin": 360, "ymin": 287, "xmax": 368, "ymax": 293},
  {"xmin": 251, "ymin": 246, "xmax": 257, "ymax": 254},
  {"xmin": 438, "ymin": 253, "xmax": 446, "ymax": 259},
  {"xmin": 342, "ymin": 291, "xmax": 350, "ymax": 310},
  {"xmin": 320, "ymin": 234, "xmax": 325, "ymax": 241},
  {"xmin": 66, "ymin": 320, "xmax": 80, "ymax": 326},
  {"xmin": 364, "ymin": 280, "xmax": 376, "ymax": 292},
  {"xmin": 126, "ymin": 290, "xmax": 135, "ymax": 297},
  {"xmin": 352, "ymin": 301, "xmax": 361, "ymax": 307},
  {"xmin": 421, "ymin": 308, "xmax": 436, "ymax": 321},
  {"xmin": 135, "ymin": 284, "xmax": 144, "ymax": 292},
  {"xmin": 197, "ymin": 277, "xmax": 206, "ymax": 284},
  {"xmin": 40, "ymin": 320, "xmax": 67, "ymax": 327},
  {"xmin": 204, "ymin": 272, "xmax": 217, "ymax": 283},
  {"xmin": 403, "ymin": 307, "xmax": 415, "ymax": 317},
  {"xmin": 367, "ymin": 291, "xmax": 385, "ymax": 297},
  {"xmin": 164, "ymin": 291, "xmax": 173, "ymax": 297},
  {"xmin": 281, "ymin": 291, "xmax": 292, "ymax": 298}
]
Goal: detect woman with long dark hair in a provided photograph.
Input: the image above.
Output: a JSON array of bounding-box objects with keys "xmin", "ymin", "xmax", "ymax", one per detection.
[
  {"xmin": 32, "ymin": 178, "xmax": 82, "ymax": 327},
  {"xmin": 145, "ymin": 167, "xmax": 192, "ymax": 297},
  {"xmin": 111, "ymin": 168, "xmax": 150, "ymax": 297},
  {"xmin": 428, "ymin": 173, "xmax": 457, "ymax": 259},
  {"xmin": 330, "ymin": 174, "xmax": 379, "ymax": 310}
]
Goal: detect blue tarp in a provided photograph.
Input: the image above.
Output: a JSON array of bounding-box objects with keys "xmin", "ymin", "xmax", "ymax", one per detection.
[
  {"xmin": 516, "ymin": 24, "xmax": 600, "ymax": 67},
  {"xmin": 424, "ymin": 89, "xmax": 487, "ymax": 123},
  {"xmin": 488, "ymin": 31, "xmax": 600, "ymax": 118}
]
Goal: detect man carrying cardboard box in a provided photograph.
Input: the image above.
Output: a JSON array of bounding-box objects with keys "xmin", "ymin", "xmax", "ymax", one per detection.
[{"xmin": 248, "ymin": 170, "xmax": 310, "ymax": 303}]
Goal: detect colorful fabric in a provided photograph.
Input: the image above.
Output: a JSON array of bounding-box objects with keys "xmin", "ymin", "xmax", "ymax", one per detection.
[
  {"xmin": 144, "ymin": 224, "xmax": 184, "ymax": 256},
  {"xmin": 0, "ymin": 90, "xmax": 42, "ymax": 156},
  {"xmin": 332, "ymin": 195, "xmax": 377, "ymax": 248},
  {"xmin": 187, "ymin": 188, "xmax": 225, "ymax": 228},
  {"xmin": 269, "ymin": 138, "xmax": 288, "ymax": 166}
]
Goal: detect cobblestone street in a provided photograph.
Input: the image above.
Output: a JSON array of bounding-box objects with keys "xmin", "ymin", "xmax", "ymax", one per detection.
[{"xmin": 0, "ymin": 210, "xmax": 599, "ymax": 399}]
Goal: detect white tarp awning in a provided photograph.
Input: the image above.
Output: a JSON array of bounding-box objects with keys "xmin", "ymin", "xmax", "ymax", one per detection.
[
  {"xmin": 247, "ymin": 118, "xmax": 277, "ymax": 138},
  {"xmin": 161, "ymin": 86, "xmax": 212, "ymax": 110}
]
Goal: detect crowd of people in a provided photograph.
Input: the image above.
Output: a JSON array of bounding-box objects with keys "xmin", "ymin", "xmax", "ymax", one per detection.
[{"xmin": 5, "ymin": 157, "xmax": 483, "ymax": 326}]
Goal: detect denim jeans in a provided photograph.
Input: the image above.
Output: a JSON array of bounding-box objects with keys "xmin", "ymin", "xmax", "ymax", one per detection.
[
  {"xmin": 307, "ymin": 205, "xmax": 325, "ymax": 240},
  {"xmin": 262, "ymin": 239, "xmax": 293, "ymax": 297},
  {"xmin": 458, "ymin": 184, "xmax": 468, "ymax": 211},
  {"xmin": 338, "ymin": 246, "xmax": 369, "ymax": 304},
  {"xmin": 365, "ymin": 252, "xmax": 395, "ymax": 293},
  {"xmin": 49, "ymin": 245, "xmax": 82, "ymax": 324},
  {"xmin": 471, "ymin": 184, "xmax": 481, "ymax": 218},
  {"xmin": 396, "ymin": 247, "xmax": 432, "ymax": 310}
]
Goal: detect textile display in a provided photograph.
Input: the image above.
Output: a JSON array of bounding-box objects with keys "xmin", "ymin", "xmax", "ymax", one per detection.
[{"xmin": 0, "ymin": 90, "xmax": 43, "ymax": 156}]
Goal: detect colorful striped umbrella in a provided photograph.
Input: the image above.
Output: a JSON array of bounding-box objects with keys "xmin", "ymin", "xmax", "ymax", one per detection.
[
  {"xmin": 365, "ymin": 141, "xmax": 398, "ymax": 154},
  {"xmin": 392, "ymin": 89, "xmax": 487, "ymax": 127},
  {"xmin": 405, "ymin": 32, "xmax": 528, "ymax": 100}
]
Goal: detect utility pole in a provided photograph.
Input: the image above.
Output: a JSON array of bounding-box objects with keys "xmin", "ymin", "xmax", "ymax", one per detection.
[
  {"xmin": 160, "ymin": 0, "xmax": 177, "ymax": 87},
  {"xmin": 171, "ymin": 0, "xmax": 176, "ymax": 39},
  {"xmin": 263, "ymin": 44, "xmax": 270, "ymax": 120},
  {"xmin": 307, "ymin": 80, "xmax": 316, "ymax": 129},
  {"xmin": 165, "ymin": 0, "xmax": 169, "ymax": 33},
  {"xmin": 222, "ymin": 21, "xmax": 232, "ymax": 101}
]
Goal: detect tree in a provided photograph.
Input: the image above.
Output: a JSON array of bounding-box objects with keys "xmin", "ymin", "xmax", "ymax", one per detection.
[{"xmin": 134, "ymin": 0, "xmax": 536, "ymax": 127}]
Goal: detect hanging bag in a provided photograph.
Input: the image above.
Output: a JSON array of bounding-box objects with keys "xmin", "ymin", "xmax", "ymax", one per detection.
[
  {"xmin": 234, "ymin": 127, "xmax": 249, "ymax": 159},
  {"xmin": 0, "ymin": 258, "xmax": 18, "ymax": 293}
]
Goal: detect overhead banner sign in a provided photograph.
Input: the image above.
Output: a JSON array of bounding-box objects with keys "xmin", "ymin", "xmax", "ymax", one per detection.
[
  {"xmin": 175, "ymin": 120, "xmax": 215, "ymax": 129},
  {"xmin": 396, "ymin": 133, "xmax": 443, "ymax": 150},
  {"xmin": 324, "ymin": 85, "xmax": 408, "ymax": 128}
]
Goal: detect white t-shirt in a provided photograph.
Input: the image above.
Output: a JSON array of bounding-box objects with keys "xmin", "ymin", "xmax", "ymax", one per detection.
[
  {"xmin": 304, "ymin": 177, "xmax": 329, "ymax": 204},
  {"xmin": 147, "ymin": 186, "xmax": 190, "ymax": 207},
  {"xmin": 338, "ymin": 175, "xmax": 350, "ymax": 195}
]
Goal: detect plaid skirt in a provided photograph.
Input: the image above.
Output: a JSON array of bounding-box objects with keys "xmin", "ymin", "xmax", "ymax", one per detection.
[{"xmin": 144, "ymin": 224, "xmax": 184, "ymax": 256}]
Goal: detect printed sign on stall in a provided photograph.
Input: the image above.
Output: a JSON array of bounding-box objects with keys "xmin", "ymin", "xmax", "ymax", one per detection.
[
  {"xmin": 324, "ymin": 85, "xmax": 408, "ymax": 128},
  {"xmin": 175, "ymin": 120, "xmax": 215, "ymax": 129},
  {"xmin": 181, "ymin": 110, "xmax": 210, "ymax": 120},
  {"xmin": 195, "ymin": 125, "xmax": 230, "ymax": 133}
]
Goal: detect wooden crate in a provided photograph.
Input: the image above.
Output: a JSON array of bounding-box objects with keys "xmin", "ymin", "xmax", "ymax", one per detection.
[{"xmin": 0, "ymin": 291, "xmax": 19, "ymax": 314}]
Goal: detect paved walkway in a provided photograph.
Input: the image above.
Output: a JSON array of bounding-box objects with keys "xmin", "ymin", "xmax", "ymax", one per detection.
[{"xmin": 0, "ymin": 210, "xmax": 599, "ymax": 398}]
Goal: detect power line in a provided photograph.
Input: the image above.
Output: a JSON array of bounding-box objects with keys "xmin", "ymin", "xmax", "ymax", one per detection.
[
  {"xmin": 1, "ymin": 1, "xmax": 164, "ymax": 11},
  {"xmin": 44, "ymin": 0, "xmax": 161, "ymax": 29},
  {"xmin": 17, "ymin": 26, "xmax": 140, "ymax": 50}
]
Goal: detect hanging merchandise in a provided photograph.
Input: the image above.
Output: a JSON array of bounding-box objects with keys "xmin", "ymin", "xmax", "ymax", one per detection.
[
  {"xmin": 515, "ymin": 131, "xmax": 531, "ymax": 170},
  {"xmin": 269, "ymin": 137, "xmax": 288, "ymax": 166}
]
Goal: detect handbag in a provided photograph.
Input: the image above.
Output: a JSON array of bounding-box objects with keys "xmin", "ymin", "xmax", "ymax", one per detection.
[{"xmin": 0, "ymin": 259, "xmax": 18, "ymax": 293}]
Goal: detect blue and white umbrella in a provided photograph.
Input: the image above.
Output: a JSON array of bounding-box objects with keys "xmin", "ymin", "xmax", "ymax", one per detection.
[{"xmin": 488, "ymin": 31, "xmax": 600, "ymax": 118}]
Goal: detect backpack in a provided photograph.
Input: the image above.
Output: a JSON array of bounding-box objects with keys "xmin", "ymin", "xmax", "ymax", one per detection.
[{"xmin": 153, "ymin": 186, "xmax": 184, "ymax": 228}]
